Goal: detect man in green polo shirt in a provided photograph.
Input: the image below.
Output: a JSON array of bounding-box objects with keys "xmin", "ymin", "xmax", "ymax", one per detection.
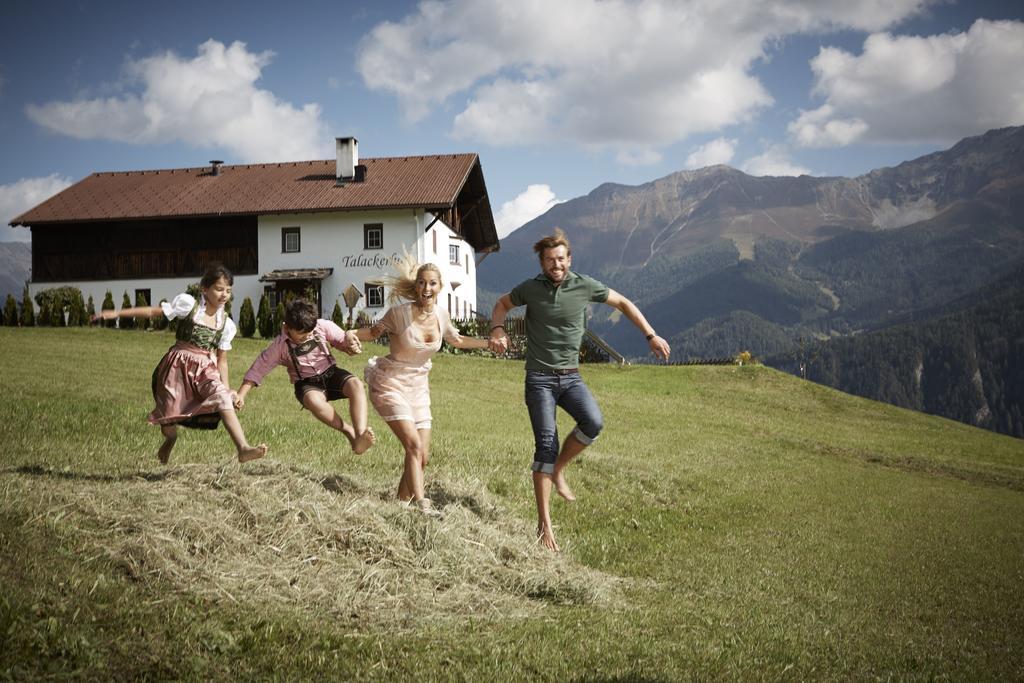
[{"xmin": 489, "ymin": 228, "xmax": 671, "ymax": 551}]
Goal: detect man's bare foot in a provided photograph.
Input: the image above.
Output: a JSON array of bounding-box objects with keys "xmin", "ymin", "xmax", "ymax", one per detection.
[
  {"xmin": 537, "ymin": 525, "xmax": 561, "ymax": 552},
  {"xmin": 237, "ymin": 444, "xmax": 268, "ymax": 463},
  {"xmin": 157, "ymin": 436, "xmax": 176, "ymax": 464},
  {"xmin": 351, "ymin": 427, "xmax": 376, "ymax": 455},
  {"xmin": 553, "ymin": 472, "xmax": 576, "ymax": 502}
]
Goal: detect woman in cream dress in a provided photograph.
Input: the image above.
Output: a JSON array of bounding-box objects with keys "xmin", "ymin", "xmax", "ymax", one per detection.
[{"xmin": 356, "ymin": 257, "xmax": 489, "ymax": 512}]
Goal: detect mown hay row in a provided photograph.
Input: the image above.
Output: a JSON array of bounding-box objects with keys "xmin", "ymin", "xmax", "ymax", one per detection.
[{"xmin": 5, "ymin": 461, "xmax": 621, "ymax": 627}]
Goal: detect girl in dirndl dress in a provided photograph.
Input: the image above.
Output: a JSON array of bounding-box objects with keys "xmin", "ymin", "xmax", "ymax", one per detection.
[{"xmin": 94, "ymin": 262, "xmax": 268, "ymax": 464}]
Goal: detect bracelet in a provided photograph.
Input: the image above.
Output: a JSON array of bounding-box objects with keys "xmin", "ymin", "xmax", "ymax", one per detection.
[
  {"xmin": 645, "ymin": 332, "xmax": 656, "ymax": 341},
  {"xmin": 490, "ymin": 324, "xmax": 505, "ymax": 332}
]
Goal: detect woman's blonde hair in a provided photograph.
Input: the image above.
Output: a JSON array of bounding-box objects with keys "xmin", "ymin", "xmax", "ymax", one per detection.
[{"xmin": 371, "ymin": 248, "xmax": 444, "ymax": 305}]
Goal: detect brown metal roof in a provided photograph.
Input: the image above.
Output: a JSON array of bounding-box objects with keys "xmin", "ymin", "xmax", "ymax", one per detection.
[{"xmin": 11, "ymin": 153, "xmax": 500, "ymax": 252}]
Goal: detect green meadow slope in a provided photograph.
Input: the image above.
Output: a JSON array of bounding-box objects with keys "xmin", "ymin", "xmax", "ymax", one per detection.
[{"xmin": 1, "ymin": 327, "xmax": 1022, "ymax": 680}]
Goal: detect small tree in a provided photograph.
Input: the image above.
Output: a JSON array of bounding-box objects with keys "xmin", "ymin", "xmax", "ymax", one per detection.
[
  {"xmin": 20, "ymin": 286, "xmax": 34, "ymax": 327},
  {"xmin": 257, "ymin": 294, "xmax": 274, "ymax": 339},
  {"xmin": 134, "ymin": 291, "xmax": 150, "ymax": 331},
  {"xmin": 331, "ymin": 300, "xmax": 344, "ymax": 327},
  {"xmin": 86, "ymin": 294, "xmax": 96, "ymax": 322},
  {"xmin": 273, "ymin": 301, "xmax": 285, "ymax": 334},
  {"xmin": 66, "ymin": 293, "xmax": 84, "ymax": 327},
  {"xmin": 72, "ymin": 291, "xmax": 87, "ymax": 326},
  {"xmin": 119, "ymin": 291, "xmax": 135, "ymax": 330},
  {"xmin": 35, "ymin": 286, "xmax": 85, "ymax": 327},
  {"xmin": 3, "ymin": 294, "xmax": 17, "ymax": 326},
  {"xmin": 48, "ymin": 296, "xmax": 65, "ymax": 327},
  {"xmin": 238, "ymin": 297, "xmax": 256, "ymax": 338},
  {"xmin": 153, "ymin": 299, "xmax": 168, "ymax": 331},
  {"xmin": 101, "ymin": 291, "xmax": 116, "ymax": 328},
  {"xmin": 37, "ymin": 300, "xmax": 52, "ymax": 326}
]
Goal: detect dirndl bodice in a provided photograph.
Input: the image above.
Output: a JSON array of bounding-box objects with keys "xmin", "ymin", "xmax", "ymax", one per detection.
[{"xmin": 175, "ymin": 301, "xmax": 224, "ymax": 351}]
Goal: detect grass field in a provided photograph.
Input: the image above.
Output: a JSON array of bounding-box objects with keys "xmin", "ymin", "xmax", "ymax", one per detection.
[{"xmin": 2, "ymin": 326, "xmax": 1023, "ymax": 680}]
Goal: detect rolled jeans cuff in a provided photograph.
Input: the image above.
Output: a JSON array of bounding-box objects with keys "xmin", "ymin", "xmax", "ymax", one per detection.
[
  {"xmin": 531, "ymin": 461, "xmax": 555, "ymax": 475},
  {"xmin": 571, "ymin": 425, "xmax": 598, "ymax": 446}
]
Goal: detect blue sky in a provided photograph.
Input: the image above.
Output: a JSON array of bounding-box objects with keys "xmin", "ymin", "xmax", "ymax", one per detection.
[{"xmin": 1, "ymin": 0, "xmax": 1022, "ymax": 242}]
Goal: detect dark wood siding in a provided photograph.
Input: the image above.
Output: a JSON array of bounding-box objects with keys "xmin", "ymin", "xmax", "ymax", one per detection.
[{"xmin": 31, "ymin": 216, "xmax": 258, "ymax": 283}]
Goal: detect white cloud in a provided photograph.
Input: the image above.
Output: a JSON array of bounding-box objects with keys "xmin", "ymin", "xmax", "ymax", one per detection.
[
  {"xmin": 494, "ymin": 184, "xmax": 564, "ymax": 238},
  {"xmin": 740, "ymin": 144, "xmax": 811, "ymax": 177},
  {"xmin": 452, "ymin": 78, "xmax": 556, "ymax": 145},
  {"xmin": 790, "ymin": 19, "xmax": 1024, "ymax": 147},
  {"xmin": 685, "ymin": 137, "xmax": 738, "ymax": 168},
  {"xmin": 0, "ymin": 174, "xmax": 74, "ymax": 242},
  {"xmin": 357, "ymin": 0, "xmax": 930, "ymax": 156},
  {"xmin": 763, "ymin": 0, "xmax": 932, "ymax": 33},
  {"xmin": 26, "ymin": 40, "xmax": 330, "ymax": 163},
  {"xmin": 789, "ymin": 105, "xmax": 868, "ymax": 147}
]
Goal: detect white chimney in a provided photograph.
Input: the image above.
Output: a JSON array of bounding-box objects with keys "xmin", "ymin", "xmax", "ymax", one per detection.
[{"xmin": 336, "ymin": 137, "xmax": 358, "ymax": 181}]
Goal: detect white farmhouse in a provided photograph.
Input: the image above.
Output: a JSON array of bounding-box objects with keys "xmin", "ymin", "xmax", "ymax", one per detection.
[{"xmin": 10, "ymin": 137, "xmax": 499, "ymax": 321}]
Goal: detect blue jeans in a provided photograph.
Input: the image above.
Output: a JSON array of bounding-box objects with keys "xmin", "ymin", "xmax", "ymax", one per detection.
[{"xmin": 524, "ymin": 370, "xmax": 604, "ymax": 474}]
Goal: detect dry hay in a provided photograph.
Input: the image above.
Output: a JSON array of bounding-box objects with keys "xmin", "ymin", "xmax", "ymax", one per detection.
[{"xmin": 4, "ymin": 461, "xmax": 620, "ymax": 627}]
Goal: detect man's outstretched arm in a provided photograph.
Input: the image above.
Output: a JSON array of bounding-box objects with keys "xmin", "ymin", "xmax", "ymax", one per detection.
[{"xmin": 604, "ymin": 289, "xmax": 671, "ymax": 360}]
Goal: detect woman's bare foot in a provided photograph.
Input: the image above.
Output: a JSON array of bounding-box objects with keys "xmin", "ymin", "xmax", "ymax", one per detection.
[
  {"xmin": 351, "ymin": 427, "xmax": 376, "ymax": 455},
  {"xmin": 237, "ymin": 443, "xmax": 268, "ymax": 463},
  {"xmin": 537, "ymin": 524, "xmax": 561, "ymax": 552},
  {"xmin": 414, "ymin": 497, "xmax": 442, "ymax": 517},
  {"xmin": 553, "ymin": 472, "xmax": 576, "ymax": 502}
]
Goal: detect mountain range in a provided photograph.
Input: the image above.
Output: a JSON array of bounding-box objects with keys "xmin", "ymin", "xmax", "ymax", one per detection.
[
  {"xmin": 4, "ymin": 127, "xmax": 1023, "ymax": 435},
  {"xmin": 479, "ymin": 125, "xmax": 1024, "ymax": 437},
  {"xmin": 0, "ymin": 242, "xmax": 30, "ymax": 303}
]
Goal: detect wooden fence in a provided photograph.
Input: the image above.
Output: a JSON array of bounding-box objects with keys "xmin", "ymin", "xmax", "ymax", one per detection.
[{"xmin": 453, "ymin": 316, "xmax": 627, "ymax": 364}]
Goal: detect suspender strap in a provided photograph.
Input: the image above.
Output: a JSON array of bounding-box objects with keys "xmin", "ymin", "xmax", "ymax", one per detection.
[
  {"xmin": 286, "ymin": 332, "xmax": 336, "ymax": 380},
  {"xmin": 286, "ymin": 339, "xmax": 307, "ymax": 380}
]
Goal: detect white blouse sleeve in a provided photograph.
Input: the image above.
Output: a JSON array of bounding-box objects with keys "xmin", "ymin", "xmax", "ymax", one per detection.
[
  {"xmin": 439, "ymin": 308, "xmax": 463, "ymax": 345},
  {"xmin": 218, "ymin": 316, "xmax": 238, "ymax": 351},
  {"xmin": 377, "ymin": 305, "xmax": 400, "ymax": 335},
  {"xmin": 161, "ymin": 293, "xmax": 196, "ymax": 320}
]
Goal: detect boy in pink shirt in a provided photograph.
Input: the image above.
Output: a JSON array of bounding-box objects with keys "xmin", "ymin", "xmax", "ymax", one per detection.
[{"xmin": 236, "ymin": 298, "xmax": 375, "ymax": 454}]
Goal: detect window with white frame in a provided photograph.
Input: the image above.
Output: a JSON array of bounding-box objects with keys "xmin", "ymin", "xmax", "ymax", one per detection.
[
  {"xmin": 364, "ymin": 224, "xmax": 383, "ymax": 250},
  {"xmin": 282, "ymin": 227, "xmax": 300, "ymax": 253},
  {"xmin": 365, "ymin": 284, "xmax": 384, "ymax": 308},
  {"xmin": 449, "ymin": 243, "xmax": 459, "ymax": 265}
]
